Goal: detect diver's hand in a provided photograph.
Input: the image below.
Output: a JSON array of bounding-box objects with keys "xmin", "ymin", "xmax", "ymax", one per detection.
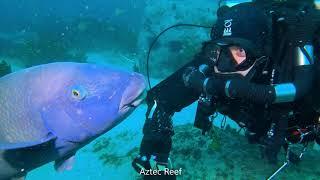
[
  {"xmin": 182, "ymin": 66, "xmax": 206, "ymax": 92},
  {"xmin": 260, "ymin": 130, "xmax": 285, "ymax": 164},
  {"xmin": 182, "ymin": 64, "xmax": 211, "ymax": 91},
  {"xmin": 183, "ymin": 66, "xmax": 226, "ymax": 98}
]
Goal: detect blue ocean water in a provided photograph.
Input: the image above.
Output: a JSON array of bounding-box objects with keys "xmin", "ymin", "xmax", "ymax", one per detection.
[{"xmin": 1, "ymin": 0, "xmax": 320, "ymax": 179}]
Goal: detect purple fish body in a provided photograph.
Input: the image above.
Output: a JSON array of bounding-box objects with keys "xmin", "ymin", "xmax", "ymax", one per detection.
[{"xmin": 0, "ymin": 62, "xmax": 146, "ymax": 179}]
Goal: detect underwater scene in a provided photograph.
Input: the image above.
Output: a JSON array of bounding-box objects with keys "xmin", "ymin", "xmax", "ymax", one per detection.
[{"xmin": 1, "ymin": 0, "xmax": 320, "ymax": 180}]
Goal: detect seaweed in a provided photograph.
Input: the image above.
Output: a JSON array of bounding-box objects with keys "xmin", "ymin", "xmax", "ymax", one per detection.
[
  {"xmin": 115, "ymin": 130, "xmax": 132, "ymax": 141},
  {"xmin": 92, "ymin": 137, "xmax": 126, "ymax": 167},
  {"xmin": 215, "ymin": 167, "xmax": 229, "ymax": 179},
  {"xmin": 126, "ymin": 147, "xmax": 140, "ymax": 158},
  {"xmin": 90, "ymin": 122, "xmax": 320, "ymax": 179},
  {"xmin": 91, "ymin": 132, "xmax": 141, "ymax": 168},
  {"xmin": 92, "ymin": 137, "xmax": 111, "ymax": 153},
  {"xmin": 170, "ymin": 124, "xmax": 320, "ymax": 179},
  {"xmin": 98, "ymin": 152, "xmax": 124, "ymax": 167},
  {"xmin": 207, "ymin": 128, "xmax": 222, "ymax": 152}
]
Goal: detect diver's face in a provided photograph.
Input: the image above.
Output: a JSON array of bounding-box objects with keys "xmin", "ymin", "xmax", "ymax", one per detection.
[
  {"xmin": 214, "ymin": 45, "xmax": 254, "ymax": 76},
  {"xmin": 215, "ymin": 45, "xmax": 247, "ymax": 72},
  {"xmin": 229, "ymin": 46, "xmax": 246, "ymax": 65}
]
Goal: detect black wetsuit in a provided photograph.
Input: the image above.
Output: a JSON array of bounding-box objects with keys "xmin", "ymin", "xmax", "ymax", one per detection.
[{"xmin": 136, "ymin": 1, "xmax": 320, "ymax": 169}]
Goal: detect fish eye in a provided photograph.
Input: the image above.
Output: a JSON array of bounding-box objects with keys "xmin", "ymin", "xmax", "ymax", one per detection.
[
  {"xmin": 72, "ymin": 90, "xmax": 80, "ymax": 97},
  {"xmin": 71, "ymin": 85, "xmax": 88, "ymax": 100}
]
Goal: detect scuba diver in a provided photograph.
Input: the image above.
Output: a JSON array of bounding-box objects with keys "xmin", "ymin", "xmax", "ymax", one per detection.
[{"xmin": 132, "ymin": 0, "xmax": 320, "ymax": 178}]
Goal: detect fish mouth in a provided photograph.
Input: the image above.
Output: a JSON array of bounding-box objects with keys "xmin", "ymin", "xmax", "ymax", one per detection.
[
  {"xmin": 121, "ymin": 90, "xmax": 146, "ymax": 109},
  {"xmin": 119, "ymin": 73, "xmax": 147, "ymax": 111}
]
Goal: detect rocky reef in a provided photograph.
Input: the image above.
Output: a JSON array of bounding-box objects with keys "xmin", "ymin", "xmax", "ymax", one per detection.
[{"xmin": 91, "ymin": 124, "xmax": 320, "ymax": 180}]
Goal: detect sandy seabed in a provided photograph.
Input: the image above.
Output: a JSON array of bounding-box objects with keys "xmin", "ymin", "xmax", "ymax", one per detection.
[{"xmin": 28, "ymin": 103, "xmax": 320, "ymax": 180}]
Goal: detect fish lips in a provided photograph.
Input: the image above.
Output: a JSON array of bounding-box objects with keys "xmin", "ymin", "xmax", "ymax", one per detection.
[
  {"xmin": 120, "ymin": 89, "xmax": 146, "ymax": 110},
  {"xmin": 119, "ymin": 73, "xmax": 146, "ymax": 111}
]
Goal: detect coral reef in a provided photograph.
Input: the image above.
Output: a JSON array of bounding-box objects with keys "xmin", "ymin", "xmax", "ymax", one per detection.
[
  {"xmin": 91, "ymin": 124, "xmax": 320, "ymax": 180},
  {"xmin": 92, "ymin": 131, "xmax": 139, "ymax": 167},
  {"xmin": 171, "ymin": 124, "xmax": 320, "ymax": 180}
]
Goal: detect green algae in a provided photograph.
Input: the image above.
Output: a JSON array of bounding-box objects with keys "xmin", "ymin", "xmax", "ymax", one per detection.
[{"xmin": 89, "ymin": 123, "xmax": 320, "ymax": 179}]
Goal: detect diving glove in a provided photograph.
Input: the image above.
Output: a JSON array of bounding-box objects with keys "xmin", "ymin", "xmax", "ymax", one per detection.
[
  {"xmin": 260, "ymin": 123, "xmax": 286, "ymax": 164},
  {"xmin": 132, "ymin": 153, "xmax": 173, "ymax": 176},
  {"xmin": 182, "ymin": 66, "xmax": 207, "ymax": 92},
  {"xmin": 182, "ymin": 65, "xmax": 225, "ymax": 97}
]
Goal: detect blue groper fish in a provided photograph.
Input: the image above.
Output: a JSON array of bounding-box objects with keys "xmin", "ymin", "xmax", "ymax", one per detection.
[{"xmin": 0, "ymin": 62, "xmax": 146, "ymax": 180}]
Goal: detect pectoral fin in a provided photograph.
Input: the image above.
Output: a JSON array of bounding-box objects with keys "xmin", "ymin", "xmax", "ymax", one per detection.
[{"xmin": 54, "ymin": 154, "xmax": 76, "ymax": 172}]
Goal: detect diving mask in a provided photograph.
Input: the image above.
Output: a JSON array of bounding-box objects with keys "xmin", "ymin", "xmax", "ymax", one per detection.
[{"xmin": 208, "ymin": 44, "xmax": 256, "ymax": 73}]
